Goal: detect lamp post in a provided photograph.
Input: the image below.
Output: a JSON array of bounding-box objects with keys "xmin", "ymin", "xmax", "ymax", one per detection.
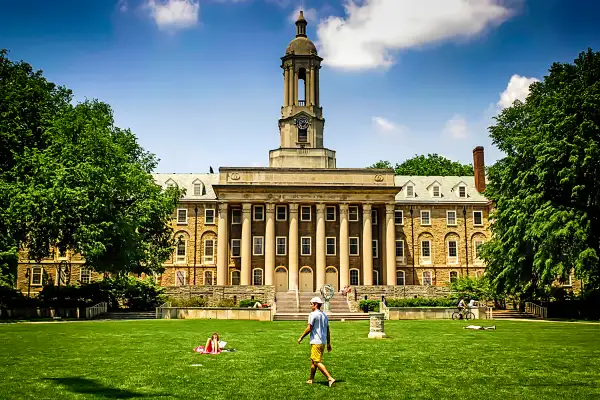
[
  {"xmin": 193, "ymin": 206, "xmax": 198, "ymax": 285},
  {"xmin": 410, "ymin": 206, "xmax": 415, "ymax": 285},
  {"xmin": 463, "ymin": 206, "xmax": 469, "ymax": 276}
]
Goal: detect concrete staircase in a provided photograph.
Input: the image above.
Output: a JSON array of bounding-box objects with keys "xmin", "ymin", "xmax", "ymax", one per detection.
[
  {"xmin": 274, "ymin": 291, "xmax": 369, "ymax": 321},
  {"xmin": 275, "ymin": 291, "xmax": 299, "ymax": 313},
  {"xmin": 98, "ymin": 311, "xmax": 156, "ymax": 320},
  {"xmin": 491, "ymin": 309, "xmax": 538, "ymax": 320}
]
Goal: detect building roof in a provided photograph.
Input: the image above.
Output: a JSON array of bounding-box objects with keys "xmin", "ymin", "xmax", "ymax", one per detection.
[
  {"xmin": 153, "ymin": 173, "xmax": 219, "ymax": 201},
  {"xmin": 285, "ymin": 36, "xmax": 318, "ymax": 56}
]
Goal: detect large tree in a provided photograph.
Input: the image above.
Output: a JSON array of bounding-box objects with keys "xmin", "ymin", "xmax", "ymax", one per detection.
[
  {"xmin": 369, "ymin": 154, "xmax": 474, "ymax": 176},
  {"xmin": 481, "ymin": 48, "xmax": 600, "ymax": 296},
  {"xmin": 0, "ymin": 50, "xmax": 183, "ymax": 281}
]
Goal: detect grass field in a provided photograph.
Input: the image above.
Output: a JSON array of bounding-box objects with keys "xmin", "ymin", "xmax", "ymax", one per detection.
[{"xmin": 1, "ymin": 319, "xmax": 599, "ymax": 400}]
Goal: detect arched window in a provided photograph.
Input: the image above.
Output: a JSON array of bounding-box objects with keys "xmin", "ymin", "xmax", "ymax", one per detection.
[
  {"xmin": 350, "ymin": 269, "xmax": 360, "ymax": 286},
  {"xmin": 396, "ymin": 270, "xmax": 405, "ymax": 286},
  {"xmin": 253, "ymin": 268, "xmax": 264, "ymax": 286},
  {"xmin": 231, "ymin": 270, "xmax": 240, "ymax": 285},
  {"xmin": 298, "ymin": 68, "xmax": 307, "ymax": 106}
]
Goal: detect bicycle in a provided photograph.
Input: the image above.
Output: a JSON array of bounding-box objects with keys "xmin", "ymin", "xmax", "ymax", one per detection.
[{"xmin": 452, "ymin": 307, "xmax": 475, "ymax": 320}]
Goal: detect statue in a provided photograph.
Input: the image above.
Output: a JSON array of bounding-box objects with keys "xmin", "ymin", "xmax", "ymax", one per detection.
[{"xmin": 320, "ymin": 284, "xmax": 335, "ymax": 312}]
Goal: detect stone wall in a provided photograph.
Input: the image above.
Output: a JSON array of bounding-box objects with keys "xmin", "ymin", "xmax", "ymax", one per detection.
[
  {"xmin": 157, "ymin": 307, "xmax": 272, "ymax": 321},
  {"xmin": 347, "ymin": 285, "xmax": 452, "ymax": 311},
  {"xmin": 163, "ymin": 285, "xmax": 275, "ymax": 307},
  {"xmin": 386, "ymin": 307, "xmax": 488, "ymax": 320}
]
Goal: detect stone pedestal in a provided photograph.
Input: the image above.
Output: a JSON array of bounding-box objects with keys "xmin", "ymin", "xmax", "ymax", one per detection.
[{"xmin": 368, "ymin": 312, "xmax": 386, "ymax": 339}]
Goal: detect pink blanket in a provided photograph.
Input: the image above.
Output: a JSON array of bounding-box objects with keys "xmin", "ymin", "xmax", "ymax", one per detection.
[{"xmin": 194, "ymin": 341, "xmax": 221, "ymax": 354}]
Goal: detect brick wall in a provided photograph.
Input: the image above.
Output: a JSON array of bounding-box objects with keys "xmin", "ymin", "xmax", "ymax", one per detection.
[{"xmin": 164, "ymin": 285, "xmax": 275, "ymax": 307}]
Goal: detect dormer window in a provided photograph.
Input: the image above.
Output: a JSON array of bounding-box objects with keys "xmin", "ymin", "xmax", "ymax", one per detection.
[
  {"xmin": 406, "ymin": 185, "xmax": 414, "ymax": 198},
  {"xmin": 458, "ymin": 186, "xmax": 467, "ymax": 198},
  {"xmin": 432, "ymin": 185, "xmax": 440, "ymax": 197},
  {"xmin": 194, "ymin": 183, "xmax": 202, "ymax": 196}
]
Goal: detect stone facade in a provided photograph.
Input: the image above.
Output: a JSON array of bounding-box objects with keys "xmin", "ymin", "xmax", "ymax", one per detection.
[{"xmin": 163, "ymin": 285, "xmax": 275, "ymax": 307}]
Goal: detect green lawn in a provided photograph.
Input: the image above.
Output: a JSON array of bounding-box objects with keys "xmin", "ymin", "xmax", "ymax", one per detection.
[{"xmin": 1, "ymin": 319, "xmax": 599, "ymax": 400}]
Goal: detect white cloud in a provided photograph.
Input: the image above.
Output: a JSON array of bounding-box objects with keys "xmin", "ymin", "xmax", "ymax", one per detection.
[
  {"xmin": 118, "ymin": 0, "xmax": 128, "ymax": 12},
  {"xmin": 372, "ymin": 116, "xmax": 408, "ymax": 136},
  {"xmin": 316, "ymin": 0, "xmax": 515, "ymax": 70},
  {"xmin": 288, "ymin": 6, "xmax": 317, "ymax": 24},
  {"xmin": 146, "ymin": 0, "xmax": 200, "ymax": 31},
  {"xmin": 443, "ymin": 115, "xmax": 468, "ymax": 139},
  {"xmin": 497, "ymin": 74, "xmax": 539, "ymax": 109}
]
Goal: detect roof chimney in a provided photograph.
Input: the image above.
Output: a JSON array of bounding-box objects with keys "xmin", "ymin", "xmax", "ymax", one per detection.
[{"xmin": 473, "ymin": 146, "xmax": 485, "ymax": 193}]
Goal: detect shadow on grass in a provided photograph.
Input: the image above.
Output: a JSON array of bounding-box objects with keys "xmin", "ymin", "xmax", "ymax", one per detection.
[{"xmin": 44, "ymin": 377, "xmax": 170, "ymax": 398}]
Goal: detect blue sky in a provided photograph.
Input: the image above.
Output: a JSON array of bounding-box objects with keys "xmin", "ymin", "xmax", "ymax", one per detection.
[{"xmin": 2, "ymin": 0, "xmax": 600, "ymax": 173}]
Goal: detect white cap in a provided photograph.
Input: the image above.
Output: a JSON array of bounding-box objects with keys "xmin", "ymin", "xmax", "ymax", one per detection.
[{"xmin": 310, "ymin": 297, "xmax": 324, "ymax": 304}]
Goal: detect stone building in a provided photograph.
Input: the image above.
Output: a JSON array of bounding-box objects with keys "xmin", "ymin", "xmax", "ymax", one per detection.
[{"xmin": 16, "ymin": 12, "xmax": 499, "ymax": 296}]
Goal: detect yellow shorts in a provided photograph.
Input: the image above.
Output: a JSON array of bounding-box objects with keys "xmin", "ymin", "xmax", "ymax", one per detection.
[{"xmin": 310, "ymin": 344, "xmax": 325, "ymax": 363}]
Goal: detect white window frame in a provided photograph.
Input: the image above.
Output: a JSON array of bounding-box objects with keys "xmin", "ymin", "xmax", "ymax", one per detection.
[
  {"xmin": 177, "ymin": 208, "xmax": 187, "ymax": 224},
  {"xmin": 420, "ymin": 240, "xmax": 432, "ymax": 265},
  {"xmin": 349, "ymin": 237, "xmax": 360, "ymax": 256},
  {"xmin": 230, "ymin": 270, "xmax": 241, "ymax": 285},
  {"xmin": 372, "ymin": 240, "xmax": 379, "ymax": 258},
  {"xmin": 204, "ymin": 208, "xmax": 215, "ymax": 225},
  {"xmin": 203, "ymin": 239, "xmax": 215, "ymax": 264},
  {"xmin": 447, "ymin": 240, "xmax": 458, "ymax": 264},
  {"xmin": 204, "ymin": 270, "xmax": 214, "ymax": 285},
  {"xmin": 405, "ymin": 185, "xmax": 414, "ymax": 198},
  {"xmin": 80, "ymin": 267, "xmax": 92, "ymax": 284},
  {"xmin": 473, "ymin": 211, "xmax": 483, "ymax": 226},
  {"xmin": 372, "ymin": 209, "xmax": 378, "ymax": 225},
  {"xmin": 252, "ymin": 268, "xmax": 264, "ymax": 286},
  {"xmin": 395, "ymin": 239, "xmax": 405, "ymax": 263},
  {"xmin": 300, "ymin": 236, "xmax": 312, "ymax": 256},
  {"xmin": 175, "ymin": 240, "xmax": 187, "ymax": 264},
  {"xmin": 349, "ymin": 206, "xmax": 359, "ymax": 222},
  {"xmin": 253, "ymin": 205, "xmax": 265, "ymax": 222},
  {"xmin": 175, "ymin": 270, "xmax": 186, "ymax": 286},
  {"xmin": 300, "ymin": 206, "xmax": 311, "ymax": 222},
  {"xmin": 326, "ymin": 237, "xmax": 336, "ymax": 256},
  {"xmin": 373, "ymin": 270, "xmax": 379, "ymax": 285},
  {"xmin": 193, "ymin": 183, "xmax": 203, "ymax": 196},
  {"xmin": 458, "ymin": 185, "xmax": 467, "ymax": 198},
  {"xmin": 473, "ymin": 240, "xmax": 484, "ymax": 263},
  {"xmin": 446, "ymin": 210, "xmax": 457, "ymax": 226},
  {"xmin": 394, "ymin": 210, "xmax": 403, "ymax": 225},
  {"xmin": 350, "ymin": 268, "xmax": 360, "ymax": 285},
  {"xmin": 396, "ymin": 270, "xmax": 405, "ymax": 286},
  {"xmin": 326, "ymin": 206, "xmax": 336, "ymax": 222},
  {"xmin": 422, "ymin": 271, "xmax": 433, "ymax": 286},
  {"xmin": 432, "ymin": 185, "xmax": 440, "ymax": 198},
  {"xmin": 276, "ymin": 236, "xmax": 287, "ymax": 256},
  {"xmin": 253, "ymin": 236, "xmax": 264, "ymax": 256},
  {"xmin": 231, "ymin": 239, "xmax": 241, "ymax": 258},
  {"xmin": 231, "ymin": 208, "xmax": 242, "ymax": 224},
  {"xmin": 449, "ymin": 270, "xmax": 459, "ymax": 283},
  {"xmin": 30, "ymin": 266, "xmax": 43, "ymax": 286},
  {"xmin": 276, "ymin": 205, "xmax": 287, "ymax": 221},
  {"xmin": 421, "ymin": 210, "xmax": 431, "ymax": 226}
]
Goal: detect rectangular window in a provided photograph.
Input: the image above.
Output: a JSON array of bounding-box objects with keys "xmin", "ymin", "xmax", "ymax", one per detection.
[
  {"xmin": 448, "ymin": 240, "xmax": 458, "ymax": 264},
  {"xmin": 350, "ymin": 269, "xmax": 359, "ymax": 285},
  {"xmin": 450, "ymin": 271, "xmax": 458, "ymax": 283},
  {"xmin": 231, "ymin": 239, "xmax": 241, "ymax": 258},
  {"xmin": 176, "ymin": 241, "xmax": 186, "ymax": 264},
  {"xmin": 371, "ymin": 209, "xmax": 378, "ymax": 225},
  {"xmin": 421, "ymin": 210, "xmax": 431, "ymax": 226},
  {"xmin": 394, "ymin": 210, "xmax": 403, "ymax": 225},
  {"xmin": 231, "ymin": 208, "xmax": 241, "ymax": 224},
  {"xmin": 421, "ymin": 240, "xmax": 431, "ymax": 264},
  {"xmin": 459, "ymin": 186, "xmax": 467, "ymax": 198},
  {"xmin": 231, "ymin": 271, "xmax": 240, "ymax": 285},
  {"xmin": 396, "ymin": 240, "xmax": 404, "ymax": 259},
  {"xmin": 205, "ymin": 208, "xmax": 215, "ymax": 225},
  {"xmin": 194, "ymin": 183, "xmax": 202, "ymax": 196},
  {"xmin": 177, "ymin": 209, "xmax": 187, "ymax": 224},
  {"xmin": 253, "ymin": 236, "xmax": 264, "ymax": 256},
  {"xmin": 422, "ymin": 271, "xmax": 433, "ymax": 286},
  {"xmin": 349, "ymin": 237, "xmax": 359, "ymax": 256},
  {"xmin": 31, "ymin": 267, "xmax": 43, "ymax": 286},
  {"xmin": 301, "ymin": 237, "xmax": 311, "ymax": 256},
  {"xmin": 204, "ymin": 271, "xmax": 213, "ymax": 285},
  {"xmin": 276, "ymin": 237, "xmax": 287, "ymax": 256},
  {"xmin": 406, "ymin": 185, "xmax": 414, "ymax": 197},
  {"xmin": 372, "ymin": 240, "xmax": 378, "ymax": 258},
  {"xmin": 433, "ymin": 186, "xmax": 440, "ymax": 197},
  {"xmin": 326, "ymin": 237, "xmax": 336, "ymax": 256},
  {"xmin": 301, "ymin": 206, "xmax": 311, "ymax": 221},
  {"xmin": 473, "ymin": 211, "xmax": 483, "ymax": 226},
  {"xmin": 474, "ymin": 240, "xmax": 484, "ymax": 262},
  {"xmin": 298, "ymin": 128, "xmax": 308, "ymax": 142},
  {"xmin": 447, "ymin": 210, "xmax": 457, "ymax": 226},
  {"xmin": 349, "ymin": 206, "xmax": 359, "ymax": 222},
  {"xmin": 253, "ymin": 269, "xmax": 263, "ymax": 285},
  {"xmin": 80, "ymin": 267, "xmax": 92, "ymax": 284},
  {"xmin": 204, "ymin": 239, "xmax": 215, "ymax": 264},
  {"xmin": 396, "ymin": 271, "xmax": 405, "ymax": 286},
  {"xmin": 253, "ymin": 205, "xmax": 265, "ymax": 221},
  {"xmin": 326, "ymin": 206, "xmax": 336, "ymax": 221},
  {"xmin": 276, "ymin": 205, "xmax": 287, "ymax": 221},
  {"xmin": 175, "ymin": 270, "xmax": 186, "ymax": 286}
]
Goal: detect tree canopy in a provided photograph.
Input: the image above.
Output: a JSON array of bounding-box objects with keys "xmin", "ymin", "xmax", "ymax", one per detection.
[
  {"xmin": 481, "ymin": 48, "xmax": 600, "ymax": 296},
  {"xmin": 0, "ymin": 49, "xmax": 183, "ymax": 284},
  {"xmin": 368, "ymin": 154, "xmax": 474, "ymax": 176}
]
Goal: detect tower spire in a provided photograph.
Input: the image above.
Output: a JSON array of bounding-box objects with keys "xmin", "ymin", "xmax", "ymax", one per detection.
[{"xmin": 295, "ymin": 10, "xmax": 307, "ymax": 37}]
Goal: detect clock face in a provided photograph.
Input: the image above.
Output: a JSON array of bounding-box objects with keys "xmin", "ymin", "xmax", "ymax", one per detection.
[{"xmin": 296, "ymin": 117, "xmax": 310, "ymax": 130}]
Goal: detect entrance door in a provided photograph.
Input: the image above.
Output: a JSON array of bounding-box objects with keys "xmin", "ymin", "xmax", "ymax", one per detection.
[
  {"xmin": 325, "ymin": 267, "xmax": 338, "ymax": 292},
  {"xmin": 299, "ymin": 267, "xmax": 314, "ymax": 293},
  {"xmin": 275, "ymin": 267, "xmax": 289, "ymax": 292}
]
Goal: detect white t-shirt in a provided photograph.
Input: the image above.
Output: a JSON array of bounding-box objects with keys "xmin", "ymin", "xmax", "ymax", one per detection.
[
  {"xmin": 308, "ymin": 310, "xmax": 329, "ymax": 345},
  {"xmin": 468, "ymin": 300, "xmax": 476, "ymax": 307},
  {"xmin": 458, "ymin": 299, "xmax": 466, "ymax": 308}
]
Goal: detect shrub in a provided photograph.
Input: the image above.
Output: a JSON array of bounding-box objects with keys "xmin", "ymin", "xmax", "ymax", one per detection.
[
  {"xmin": 358, "ymin": 299, "xmax": 380, "ymax": 312},
  {"xmin": 239, "ymin": 299, "xmax": 260, "ymax": 308},
  {"xmin": 217, "ymin": 299, "xmax": 235, "ymax": 308},
  {"xmin": 0, "ymin": 286, "xmax": 40, "ymax": 310},
  {"xmin": 385, "ymin": 298, "xmax": 457, "ymax": 308},
  {"xmin": 167, "ymin": 297, "xmax": 206, "ymax": 307}
]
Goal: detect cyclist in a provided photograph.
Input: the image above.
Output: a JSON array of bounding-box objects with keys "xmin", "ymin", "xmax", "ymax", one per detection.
[{"xmin": 457, "ymin": 297, "xmax": 466, "ymax": 319}]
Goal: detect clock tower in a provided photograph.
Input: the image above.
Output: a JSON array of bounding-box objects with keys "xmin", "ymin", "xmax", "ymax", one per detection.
[{"xmin": 269, "ymin": 11, "xmax": 336, "ymax": 168}]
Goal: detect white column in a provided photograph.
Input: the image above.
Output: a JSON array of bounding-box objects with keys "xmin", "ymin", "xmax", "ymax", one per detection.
[
  {"xmin": 265, "ymin": 203, "xmax": 275, "ymax": 286},
  {"xmin": 385, "ymin": 203, "xmax": 396, "ymax": 286},
  {"xmin": 339, "ymin": 203, "xmax": 349, "ymax": 288},
  {"xmin": 288, "ymin": 204, "xmax": 299, "ymax": 290},
  {"xmin": 362, "ymin": 203, "xmax": 373, "ymax": 285},
  {"xmin": 316, "ymin": 203, "xmax": 326, "ymax": 290},
  {"xmin": 283, "ymin": 67, "xmax": 289, "ymax": 106},
  {"xmin": 294, "ymin": 69, "xmax": 298, "ymax": 105},
  {"xmin": 241, "ymin": 203, "xmax": 252, "ymax": 285},
  {"xmin": 216, "ymin": 202, "xmax": 228, "ymax": 285}
]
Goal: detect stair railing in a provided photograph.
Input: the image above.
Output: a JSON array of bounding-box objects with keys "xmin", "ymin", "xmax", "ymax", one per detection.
[
  {"xmin": 525, "ymin": 302, "xmax": 547, "ymax": 319},
  {"xmin": 155, "ymin": 301, "xmax": 172, "ymax": 319},
  {"xmin": 85, "ymin": 302, "xmax": 108, "ymax": 319}
]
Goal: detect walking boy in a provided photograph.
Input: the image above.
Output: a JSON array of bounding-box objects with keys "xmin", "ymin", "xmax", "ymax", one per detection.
[{"xmin": 297, "ymin": 297, "xmax": 335, "ymax": 387}]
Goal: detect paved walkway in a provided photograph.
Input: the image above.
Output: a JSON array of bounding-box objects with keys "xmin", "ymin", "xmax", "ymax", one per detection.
[{"xmin": 498, "ymin": 318, "xmax": 600, "ymax": 325}]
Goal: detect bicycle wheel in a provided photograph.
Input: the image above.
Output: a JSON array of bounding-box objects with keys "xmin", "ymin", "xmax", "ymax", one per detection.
[
  {"xmin": 465, "ymin": 312, "xmax": 475, "ymax": 321},
  {"xmin": 451, "ymin": 312, "xmax": 460, "ymax": 320}
]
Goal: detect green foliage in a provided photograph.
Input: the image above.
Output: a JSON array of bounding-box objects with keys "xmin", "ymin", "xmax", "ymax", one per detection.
[
  {"xmin": 217, "ymin": 299, "xmax": 236, "ymax": 308},
  {"xmin": 358, "ymin": 299, "xmax": 380, "ymax": 312},
  {"xmin": 0, "ymin": 286, "xmax": 40, "ymax": 309},
  {"xmin": 0, "ymin": 49, "xmax": 184, "ymax": 277},
  {"xmin": 385, "ymin": 298, "xmax": 458, "ymax": 308},
  {"xmin": 369, "ymin": 154, "xmax": 473, "ymax": 176},
  {"xmin": 239, "ymin": 299, "xmax": 260, "ymax": 308},
  {"xmin": 166, "ymin": 297, "xmax": 207, "ymax": 307},
  {"xmin": 482, "ymin": 48, "xmax": 600, "ymax": 296},
  {"xmin": 449, "ymin": 276, "xmax": 495, "ymax": 302}
]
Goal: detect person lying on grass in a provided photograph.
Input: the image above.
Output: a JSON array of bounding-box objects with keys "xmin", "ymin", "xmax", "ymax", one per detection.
[{"xmin": 194, "ymin": 332, "xmax": 225, "ymax": 354}]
